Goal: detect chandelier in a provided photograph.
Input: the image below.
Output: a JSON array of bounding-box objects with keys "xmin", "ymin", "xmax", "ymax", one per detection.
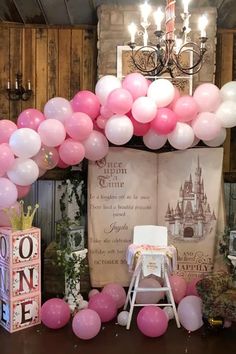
[{"xmin": 127, "ymin": 0, "xmax": 208, "ymax": 78}]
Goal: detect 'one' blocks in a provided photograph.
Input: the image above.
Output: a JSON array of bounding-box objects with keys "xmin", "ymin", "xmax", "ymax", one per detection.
[{"xmin": 0, "ymin": 227, "xmax": 41, "ymax": 332}]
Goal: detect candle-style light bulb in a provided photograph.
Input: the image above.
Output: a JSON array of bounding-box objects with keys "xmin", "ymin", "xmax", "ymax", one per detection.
[
  {"xmin": 7, "ymin": 80, "xmax": 11, "ymax": 90},
  {"xmin": 175, "ymin": 37, "xmax": 183, "ymax": 53},
  {"xmin": 140, "ymin": 1, "xmax": 151, "ymax": 24},
  {"xmin": 128, "ymin": 22, "xmax": 137, "ymax": 43},
  {"xmin": 27, "ymin": 80, "xmax": 31, "ymax": 91},
  {"xmin": 198, "ymin": 14, "xmax": 208, "ymax": 37},
  {"xmin": 183, "ymin": 0, "xmax": 190, "ymax": 14},
  {"xmin": 153, "ymin": 7, "xmax": 164, "ymax": 31}
]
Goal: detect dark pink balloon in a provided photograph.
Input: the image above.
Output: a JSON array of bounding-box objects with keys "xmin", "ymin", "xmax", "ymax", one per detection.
[
  {"xmin": 59, "ymin": 138, "xmax": 85, "ymax": 166},
  {"xmin": 127, "ymin": 112, "xmax": 150, "ymax": 136},
  {"xmin": 16, "ymin": 184, "xmax": 31, "ymax": 198},
  {"xmin": 106, "ymin": 88, "xmax": 133, "ymax": 115},
  {"xmin": 173, "ymin": 95, "xmax": 199, "ymax": 122},
  {"xmin": 151, "ymin": 108, "xmax": 177, "ymax": 135},
  {"xmin": 71, "ymin": 90, "xmax": 100, "ymax": 120},
  {"xmin": 102, "ymin": 283, "xmax": 126, "ymax": 309},
  {"xmin": 57, "ymin": 157, "xmax": 69, "ymax": 169},
  {"xmin": 88, "ymin": 293, "xmax": 117, "ymax": 323},
  {"xmin": 65, "ymin": 112, "xmax": 93, "ymax": 141},
  {"xmin": 186, "ymin": 277, "xmax": 202, "ymax": 296},
  {"xmin": 17, "ymin": 109, "xmax": 45, "ymax": 131},
  {"xmin": 41, "ymin": 298, "xmax": 70, "ymax": 329},
  {"xmin": 137, "ymin": 306, "xmax": 168, "ymax": 338},
  {"xmin": 122, "ymin": 73, "xmax": 149, "ymax": 100},
  {"xmin": 0, "ymin": 120, "xmax": 17, "ymax": 144}
]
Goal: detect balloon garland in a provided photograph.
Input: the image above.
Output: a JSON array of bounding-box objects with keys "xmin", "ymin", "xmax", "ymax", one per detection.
[{"xmin": 0, "ymin": 73, "xmax": 236, "ymax": 211}]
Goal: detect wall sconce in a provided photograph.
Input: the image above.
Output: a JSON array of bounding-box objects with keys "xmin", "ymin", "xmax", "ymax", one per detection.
[{"xmin": 7, "ymin": 73, "xmax": 32, "ymax": 101}]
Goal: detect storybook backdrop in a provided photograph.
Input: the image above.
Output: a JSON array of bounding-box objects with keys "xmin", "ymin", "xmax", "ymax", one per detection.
[{"xmin": 88, "ymin": 147, "xmax": 224, "ymax": 287}]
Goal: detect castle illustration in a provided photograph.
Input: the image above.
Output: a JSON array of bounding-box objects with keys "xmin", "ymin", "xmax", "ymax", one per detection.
[{"xmin": 165, "ymin": 157, "xmax": 216, "ymax": 240}]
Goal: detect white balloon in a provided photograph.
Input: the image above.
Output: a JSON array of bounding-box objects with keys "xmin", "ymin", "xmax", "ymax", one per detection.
[
  {"xmin": 117, "ymin": 311, "xmax": 129, "ymax": 326},
  {"xmin": 9, "ymin": 128, "xmax": 41, "ymax": 158},
  {"xmin": 203, "ymin": 127, "xmax": 226, "ymax": 147},
  {"xmin": 163, "ymin": 306, "xmax": 174, "ymax": 321},
  {"xmin": 7, "ymin": 158, "xmax": 39, "ymax": 186},
  {"xmin": 215, "ymin": 101, "xmax": 236, "ymax": 128},
  {"xmin": 191, "ymin": 136, "xmax": 200, "ymax": 147},
  {"xmin": 105, "ymin": 114, "xmax": 133, "ymax": 145},
  {"xmin": 95, "ymin": 75, "xmax": 121, "ymax": 105},
  {"xmin": 147, "ymin": 79, "xmax": 175, "ymax": 107},
  {"xmin": 220, "ymin": 81, "xmax": 236, "ymax": 102},
  {"xmin": 44, "ymin": 97, "xmax": 73, "ymax": 123},
  {"xmin": 168, "ymin": 122, "xmax": 194, "ymax": 150},
  {"xmin": 143, "ymin": 129, "xmax": 167, "ymax": 150},
  {"xmin": 131, "ymin": 96, "xmax": 157, "ymax": 123}
]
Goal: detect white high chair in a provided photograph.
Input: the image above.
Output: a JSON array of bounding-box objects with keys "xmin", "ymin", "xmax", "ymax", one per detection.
[{"xmin": 124, "ymin": 225, "xmax": 180, "ymax": 330}]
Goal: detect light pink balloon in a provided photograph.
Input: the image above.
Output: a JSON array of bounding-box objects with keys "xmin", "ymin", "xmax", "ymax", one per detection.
[
  {"xmin": 169, "ymin": 275, "xmax": 187, "ymax": 304},
  {"xmin": 177, "ymin": 295, "xmax": 203, "ymax": 332},
  {"xmin": 100, "ymin": 105, "xmax": 113, "ymax": 119},
  {"xmin": 95, "ymin": 75, "xmax": 121, "ymax": 105},
  {"xmin": 59, "ymin": 138, "xmax": 85, "ymax": 165},
  {"xmin": 203, "ymin": 127, "xmax": 227, "ymax": 147},
  {"xmin": 16, "ymin": 184, "xmax": 31, "ymax": 199},
  {"xmin": 143, "ymin": 129, "xmax": 167, "ymax": 150},
  {"xmin": 168, "ymin": 122, "xmax": 195, "ymax": 150},
  {"xmin": 135, "ymin": 277, "xmax": 164, "ymax": 304},
  {"xmin": 83, "ymin": 130, "xmax": 109, "ymax": 161},
  {"xmin": 173, "ymin": 95, "xmax": 198, "ymax": 122},
  {"xmin": 0, "ymin": 143, "xmax": 15, "ymax": 176},
  {"xmin": 102, "ymin": 283, "xmax": 126, "ymax": 309},
  {"xmin": 88, "ymin": 293, "xmax": 117, "ymax": 323},
  {"xmin": 65, "ymin": 112, "xmax": 93, "ymax": 141},
  {"xmin": 41, "ymin": 298, "xmax": 70, "ymax": 329},
  {"xmin": 137, "ymin": 306, "xmax": 168, "ymax": 338},
  {"xmin": 106, "ymin": 88, "xmax": 133, "ymax": 115},
  {"xmin": 193, "ymin": 83, "xmax": 221, "ymax": 112},
  {"xmin": 33, "ymin": 145, "xmax": 59, "ymax": 170},
  {"xmin": 38, "ymin": 119, "xmax": 66, "ymax": 147},
  {"xmin": 0, "ymin": 201, "xmax": 20, "ymax": 227},
  {"xmin": 0, "ymin": 120, "xmax": 17, "ymax": 144},
  {"xmin": 105, "ymin": 114, "xmax": 134, "ymax": 145},
  {"xmin": 44, "ymin": 97, "xmax": 73, "ymax": 124},
  {"xmin": 17, "ymin": 109, "xmax": 45, "ymax": 130},
  {"xmin": 127, "ymin": 112, "xmax": 150, "ymax": 136},
  {"xmin": 72, "ymin": 309, "xmax": 101, "ymax": 340},
  {"xmin": 122, "ymin": 73, "xmax": 149, "ymax": 100},
  {"xmin": 71, "ymin": 90, "xmax": 100, "ymax": 120},
  {"xmin": 151, "ymin": 108, "xmax": 177, "ymax": 135},
  {"xmin": 132, "ymin": 97, "xmax": 157, "ymax": 123},
  {"xmin": 88, "ymin": 289, "xmax": 100, "ymax": 299},
  {"xmin": 192, "ymin": 112, "xmax": 221, "ymax": 141},
  {"xmin": 0, "ymin": 177, "xmax": 18, "ymax": 209},
  {"xmin": 96, "ymin": 115, "xmax": 108, "ymax": 130}
]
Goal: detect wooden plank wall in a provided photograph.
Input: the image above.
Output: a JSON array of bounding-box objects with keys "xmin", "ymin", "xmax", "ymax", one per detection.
[{"xmin": 0, "ymin": 23, "xmax": 97, "ymax": 121}]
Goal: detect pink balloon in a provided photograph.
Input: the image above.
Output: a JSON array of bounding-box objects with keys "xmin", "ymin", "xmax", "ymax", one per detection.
[
  {"xmin": 192, "ymin": 112, "xmax": 221, "ymax": 141},
  {"xmin": 44, "ymin": 97, "xmax": 73, "ymax": 124},
  {"xmin": 88, "ymin": 293, "xmax": 117, "ymax": 323},
  {"xmin": 71, "ymin": 90, "xmax": 100, "ymax": 120},
  {"xmin": 193, "ymin": 83, "xmax": 222, "ymax": 112},
  {"xmin": 96, "ymin": 115, "xmax": 108, "ymax": 129},
  {"xmin": 41, "ymin": 298, "xmax": 70, "ymax": 329},
  {"xmin": 106, "ymin": 88, "xmax": 133, "ymax": 115},
  {"xmin": 100, "ymin": 105, "xmax": 113, "ymax": 119},
  {"xmin": 0, "ymin": 120, "xmax": 17, "ymax": 144},
  {"xmin": 173, "ymin": 95, "xmax": 198, "ymax": 122},
  {"xmin": 65, "ymin": 112, "xmax": 93, "ymax": 141},
  {"xmin": 33, "ymin": 145, "xmax": 59, "ymax": 170},
  {"xmin": 132, "ymin": 97, "xmax": 157, "ymax": 123},
  {"xmin": 186, "ymin": 277, "xmax": 202, "ymax": 296},
  {"xmin": 0, "ymin": 177, "xmax": 18, "ymax": 209},
  {"xmin": 135, "ymin": 277, "xmax": 165, "ymax": 304},
  {"xmin": 83, "ymin": 130, "xmax": 109, "ymax": 161},
  {"xmin": 151, "ymin": 108, "xmax": 177, "ymax": 135},
  {"xmin": 0, "ymin": 143, "xmax": 15, "ymax": 176},
  {"xmin": 127, "ymin": 112, "xmax": 150, "ymax": 136},
  {"xmin": 57, "ymin": 157, "xmax": 69, "ymax": 169},
  {"xmin": 38, "ymin": 119, "xmax": 66, "ymax": 147},
  {"xmin": 102, "ymin": 283, "xmax": 126, "ymax": 309},
  {"xmin": 16, "ymin": 184, "xmax": 31, "ymax": 199},
  {"xmin": 122, "ymin": 73, "xmax": 149, "ymax": 100},
  {"xmin": 59, "ymin": 138, "xmax": 85, "ymax": 165},
  {"xmin": 167, "ymin": 87, "xmax": 181, "ymax": 110},
  {"xmin": 72, "ymin": 309, "xmax": 101, "ymax": 340},
  {"xmin": 169, "ymin": 275, "xmax": 187, "ymax": 304},
  {"xmin": 88, "ymin": 289, "xmax": 100, "ymax": 299},
  {"xmin": 137, "ymin": 306, "xmax": 168, "ymax": 338},
  {"xmin": 177, "ymin": 295, "xmax": 203, "ymax": 331},
  {"xmin": 17, "ymin": 109, "xmax": 45, "ymax": 130},
  {"xmin": 0, "ymin": 201, "xmax": 20, "ymax": 227}
]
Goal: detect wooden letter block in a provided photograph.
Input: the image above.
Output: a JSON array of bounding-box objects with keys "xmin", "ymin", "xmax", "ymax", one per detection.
[{"xmin": 0, "ymin": 227, "xmax": 41, "ymax": 333}]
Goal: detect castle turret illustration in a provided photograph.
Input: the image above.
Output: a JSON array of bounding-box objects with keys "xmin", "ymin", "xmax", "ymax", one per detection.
[{"xmin": 165, "ymin": 157, "xmax": 216, "ymax": 240}]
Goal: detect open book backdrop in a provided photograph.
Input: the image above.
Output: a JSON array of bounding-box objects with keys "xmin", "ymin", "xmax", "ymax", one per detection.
[{"xmin": 88, "ymin": 147, "xmax": 224, "ymax": 287}]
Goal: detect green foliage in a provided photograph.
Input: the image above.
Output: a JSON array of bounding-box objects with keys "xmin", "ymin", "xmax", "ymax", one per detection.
[{"xmin": 219, "ymin": 227, "xmax": 236, "ymax": 280}]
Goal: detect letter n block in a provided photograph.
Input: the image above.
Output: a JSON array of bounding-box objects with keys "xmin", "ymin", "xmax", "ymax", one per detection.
[{"xmin": 0, "ymin": 227, "xmax": 41, "ymax": 333}]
